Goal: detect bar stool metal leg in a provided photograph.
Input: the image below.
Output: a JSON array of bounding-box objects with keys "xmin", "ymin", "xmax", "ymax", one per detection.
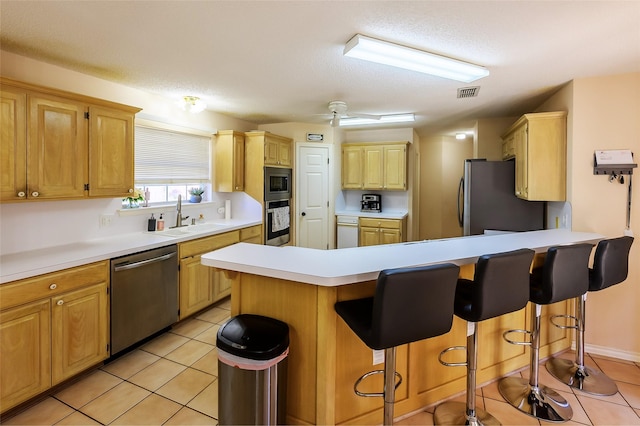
[
  {"xmin": 499, "ymin": 305, "xmax": 573, "ymax": 422},
  {"xmin": 384, "ymin": 348, "xmax": 396, "ymax": 426},
  {"xmin": 546, "ymin": 294, "xmax": 618, "ymax": 395},
  {"xmin": 434, "ymin": 323, "xmax": 500, "ymax": 425}
]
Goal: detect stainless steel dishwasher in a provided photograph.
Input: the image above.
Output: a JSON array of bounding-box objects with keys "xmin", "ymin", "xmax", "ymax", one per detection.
[{"xmin": 110, "ymin": 244, "xmax": 178, "ymax": 356}]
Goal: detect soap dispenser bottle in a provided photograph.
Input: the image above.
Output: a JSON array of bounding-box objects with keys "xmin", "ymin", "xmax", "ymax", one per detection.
[
  {"xmin": 147, "ymin": 214, "xmax": 156, "ymax": 231},
  {"xmin": 157, "ymin": 214, "xmax": 165, "ymax": 231}
]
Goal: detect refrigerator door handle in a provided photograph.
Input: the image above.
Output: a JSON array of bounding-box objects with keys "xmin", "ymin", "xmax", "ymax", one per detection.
[{"xmin": 457, "ymin": 176, "xmax": 464, "ymax": 228}]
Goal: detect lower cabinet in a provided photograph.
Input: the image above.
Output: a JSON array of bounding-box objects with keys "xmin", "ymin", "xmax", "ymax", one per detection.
[
  {"xmin": 358, "ymin": 217, "xmax": 406, "ymax": 246},
  {"xmin": 0, "ymin": 261, "xmax": 109, "ymax": 413},
  {"xmin": 178, "ymin": 225, "xmax": 263, "ymax": 319}
]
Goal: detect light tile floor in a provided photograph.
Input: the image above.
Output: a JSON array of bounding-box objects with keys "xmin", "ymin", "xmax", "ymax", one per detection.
[{"xmin": 4, "ymin": 298, "xmax": 640, "ymax": 425}]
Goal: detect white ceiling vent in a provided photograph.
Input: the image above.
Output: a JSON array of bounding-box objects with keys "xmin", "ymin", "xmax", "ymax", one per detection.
[{"xmin": 457, "ymin": 86, "xmax": 480, "ymax": 98}]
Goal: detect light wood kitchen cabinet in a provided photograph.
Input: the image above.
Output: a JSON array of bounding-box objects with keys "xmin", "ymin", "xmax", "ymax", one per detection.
[
  {"xmin": 178, "ymin": 231, "xmax": 240, "ymax": 319},
  {"xmin": 358, "ymin": 217, "xmax": 406, "ymax": 246},
  {"xmin": 502, "ymin": 111, "xmax": 567, "ymax": 201},
  {"xmin": 341, "ymin": 142, "xmax": 408, "ymax": 190},
  {"xmin": 0, "ymin": 77, "xmax": 140, "ymax": 203},
  {"xmin": 214, "ymin": 130, "xmax": 245, "ymax": 192},
  {"xmin": 240, "ymin": 224, "xmax": 262, "ymax": 244},
  {"xmin": 0, "ymin": 261, "xmax": 109, "ymax": 413},
  {"xmin": 263, "ymin": 133, "xmax": 292, "ymax": 167}
]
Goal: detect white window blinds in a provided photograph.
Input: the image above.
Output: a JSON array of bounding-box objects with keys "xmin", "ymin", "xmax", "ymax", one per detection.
[{"xmin": 135, "ymin": 125, "xmax": 211, "ymax": 183}]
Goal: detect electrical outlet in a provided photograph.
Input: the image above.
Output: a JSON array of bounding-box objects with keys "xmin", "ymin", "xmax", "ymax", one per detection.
[{"xmin": 100, "ymin": 214, "xmax": 114, "ymax": 227}]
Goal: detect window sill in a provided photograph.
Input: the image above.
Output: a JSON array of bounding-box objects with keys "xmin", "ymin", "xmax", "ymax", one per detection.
[{"xmin": 117, "ymin": 201, "xmax": 215, "ymax": 216}]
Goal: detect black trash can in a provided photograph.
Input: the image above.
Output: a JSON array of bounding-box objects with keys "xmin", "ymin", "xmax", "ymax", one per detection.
[{"xmin": 217, "ymin": 314, "xmax": 289, "ymax": 425}]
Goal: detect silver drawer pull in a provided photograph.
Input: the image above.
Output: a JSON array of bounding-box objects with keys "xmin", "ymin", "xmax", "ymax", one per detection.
[{"xmin": 49, "ymin": 283, "xmax": 57, "ymax": 290}]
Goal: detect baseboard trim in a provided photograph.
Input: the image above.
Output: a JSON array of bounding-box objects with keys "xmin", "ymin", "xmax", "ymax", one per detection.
[{"xmin": 571, "ymin": 340, "xmax": 640, "ymax": 362}]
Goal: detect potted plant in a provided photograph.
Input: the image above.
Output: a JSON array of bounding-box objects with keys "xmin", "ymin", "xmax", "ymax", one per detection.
[
  {"xmin": 122, "ymin": 188, "xmax": 145, "ymax": 208},
  {"xmin": 189, "ymin": 186, "xmax": 205, "ymax": 203}
]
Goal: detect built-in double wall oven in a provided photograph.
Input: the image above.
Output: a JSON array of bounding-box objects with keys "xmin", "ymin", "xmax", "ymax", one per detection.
[{"xmin": 264, "ymin": 167, "xmax": 291, "ymax": 246}]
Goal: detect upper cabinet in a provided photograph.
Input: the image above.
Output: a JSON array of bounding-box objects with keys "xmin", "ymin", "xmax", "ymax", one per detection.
[
  {"xmin": 0, "ymin": 78, "xmax": 140, "ymax": 203},
  {"xmin": 502, "ymin": 112, "xmax": 567, "ymax": 201},
  {"xmin": 262, "ymin": 132, "xmax": 292, "ymax": 167},
  {"xmin": 214, "ymin": 130, "xmax": 245, "ymax": 192},
  {"xmin": 341, "ymin": 142, "xmax": 408, "ymax": 191}
]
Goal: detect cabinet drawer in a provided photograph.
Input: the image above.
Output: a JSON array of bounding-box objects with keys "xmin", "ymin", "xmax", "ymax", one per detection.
[
  {"xmin": 240, "ymin": 225, "xmax": 261, "ymax": 241},
  {"xmin": 0, "ymin": 261, "xmax": 108, "ymax": 311},
  {"xmin": 179, "ymin": 231, "xmax": 240, "ymax": 259},
  {"xmin": 359, "ymin": 218, "xmax": 402, "ymax": 229}
]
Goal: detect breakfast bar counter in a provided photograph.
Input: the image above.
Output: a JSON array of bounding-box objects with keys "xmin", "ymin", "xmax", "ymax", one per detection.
[{"xmin": 202, "ymin": 229, "xmax": 603, "ymax": 425}]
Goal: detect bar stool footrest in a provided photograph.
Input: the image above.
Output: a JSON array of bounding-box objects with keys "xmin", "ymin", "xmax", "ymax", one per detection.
[
  {"xmin": 434, "ymin": 401, "xmax": 501, "ymax": 426},
  {"xmin": 502, "ymin": 328, "xmax": 532, "ymax": 346},
  {"xmin": 354, "ymin": 369, "xmax": 403, "ymax": 398},
  {"xmin": 549, "ymin": 314, "xmax": 578, "ymax": 330},
  {"xmin": 498, "ymin": 376, "xmax": 573, "ymax": 422},
  {"xmin": 546, "ymin": 357, "xmax": 618, "ymax": 396},
  {"xmin": 438, "ymin": 345, "xmax": 467, "ymax": 367}
]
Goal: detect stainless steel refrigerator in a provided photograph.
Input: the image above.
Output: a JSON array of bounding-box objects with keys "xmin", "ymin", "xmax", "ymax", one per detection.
[{"xmin": 458, "ymin": 159, "xmax": 545, "ymax": 236}]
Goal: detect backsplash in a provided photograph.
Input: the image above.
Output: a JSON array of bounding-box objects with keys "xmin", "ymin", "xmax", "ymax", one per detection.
[{"xmin": 0, "ymin": 192, "xmax": 261, "ymax": 255}]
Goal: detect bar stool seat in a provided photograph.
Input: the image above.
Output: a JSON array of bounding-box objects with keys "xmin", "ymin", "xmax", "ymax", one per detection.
[
  {"xmin": 434, "ymin": 248, "xmax": 535, "ymax": 426},
  {"xmin": 546, "ymin": 236, "xmax": 634, "ymax": 395},
  {"xmin": 499, "ymin": 243, "xmax": 593, "ymax": 422},
  {"xmin": 335, "ymin": 263, "xmax": 460, "ymax": 425}
]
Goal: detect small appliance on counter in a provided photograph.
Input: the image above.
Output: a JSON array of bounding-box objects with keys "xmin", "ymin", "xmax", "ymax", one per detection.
[{"xmin": 361, "ymin": 194, "xmax": 381, "ymax": 212}]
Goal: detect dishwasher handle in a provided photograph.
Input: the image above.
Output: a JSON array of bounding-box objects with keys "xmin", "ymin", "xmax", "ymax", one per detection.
[{"xmin": 113, "ymin": 252, "xmax": 176, "ymax": 272}]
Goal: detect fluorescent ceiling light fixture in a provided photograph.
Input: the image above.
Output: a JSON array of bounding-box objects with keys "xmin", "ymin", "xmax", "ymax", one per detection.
[
  {"xmin": 344, "ymin": 34, "xmax": 490, "ymax": 83},
  {"xmin": 177, "ymin": 96, "xmax": 207, "ymax": 113},
  {"xmin": 339, "ymin": 113, "xmax": 415, "ymax": 127}
]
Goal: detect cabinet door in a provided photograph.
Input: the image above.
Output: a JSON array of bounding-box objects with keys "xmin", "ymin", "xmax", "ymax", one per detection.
[
  {"xmin": 215, "ymin": 131, "xmax": 245, "ymax": 192},
  {"xmin": 264, "ymin": 138, "xmax": 279, "ymax": 165},
  {"xmin": 28, "ymin": 94, "xmax": 87, "ymax": 199},
  {"xmin": 513, "ymin": 124, "xmax": 528, "ymax": 199},
  {"xmin": 359, "ymin": 226, "xmax": 379, "ymax": 247},
  {"xmin": 380, "ymin": 228, "xmax": 401, "ymax": 245},
  {"xmin": 213, "ymin": 269, "xmax": 232, "ymax": 302},
  {"xmin": 341, "ymin": 145, "xmax": 363, "ymax": 189},
  {"xmin": 51, "ymin": 282, "xmax": 109, "ymax": 385},
  {"xmin": 179, "ymin": 255, "xmax": 214, "ymax": 319},
  {"xmin": 88, "ymin": 106, "xmax": 135, "ymax": 197},
  {"xmin": 0, "ymin": 300, "xmax": 51, "ymax": 411},
  {"xmin": 277, "ymin": 140, "xmax": 292, "ymax": 167},
  {"xmin": 383, "ymin": 144, "xmax": 407, "ymax": 190},
  {"xmin": 1, "ymin": 87, "xmax": 27, "ymax": 202},
  {"xmin": 362, "ymin": 146, "xmax": 384, "ymax": 190}
]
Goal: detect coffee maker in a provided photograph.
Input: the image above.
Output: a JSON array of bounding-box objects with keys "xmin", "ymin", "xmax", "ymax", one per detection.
[{"xmin": 361, "ymin": 194, "xmax": 381, "ymax": 212}]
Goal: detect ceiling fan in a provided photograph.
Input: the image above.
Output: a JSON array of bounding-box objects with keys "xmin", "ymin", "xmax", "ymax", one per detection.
[{"xmin": 327, "ymin": 100, "xmax": 381, "ymax": 127}]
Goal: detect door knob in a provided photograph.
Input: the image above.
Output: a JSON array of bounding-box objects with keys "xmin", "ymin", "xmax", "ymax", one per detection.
[{"xmin": 301, "ymin": 212, "xmax": 306, "ymax": 216}]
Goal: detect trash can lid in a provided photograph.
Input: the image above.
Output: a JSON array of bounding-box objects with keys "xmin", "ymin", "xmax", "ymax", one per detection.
[{"xmin": 217, "ymin": 314, "xmax": 289, "ymax": 360}]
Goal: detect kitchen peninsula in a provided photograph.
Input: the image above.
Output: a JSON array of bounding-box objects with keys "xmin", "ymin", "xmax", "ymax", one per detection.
[{"xmin": 201, "ymin": 229, "xmax": 603, "ymax": 425}]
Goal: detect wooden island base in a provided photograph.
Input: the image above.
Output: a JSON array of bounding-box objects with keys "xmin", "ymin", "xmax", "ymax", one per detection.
[{"xmin": 227, "ymin": 263, "xmax": 572, "ymax": 425}]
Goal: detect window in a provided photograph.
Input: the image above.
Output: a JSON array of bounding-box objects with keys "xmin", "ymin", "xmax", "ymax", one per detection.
[{"xmin": 134, "ymin": 122, "xmax": 211, "ymax": 204}]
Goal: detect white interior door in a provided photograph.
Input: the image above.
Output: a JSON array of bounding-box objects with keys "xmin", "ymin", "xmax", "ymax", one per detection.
[{"xmin": 296, "ymin": 144, "xmax": 329, "ymax": 249}]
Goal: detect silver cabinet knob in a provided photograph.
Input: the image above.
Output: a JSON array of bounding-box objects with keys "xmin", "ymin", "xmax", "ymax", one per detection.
[
  {"xmin": 17, "ymin": 191, "xmax": 26, "ymax": 198},
  {"xmin": 57, "ymin": 300, "xmax": 64, "ymax": 306},
  {"xmin": 128, "ymin": 188, "xmax": 134, "ymax": 193},
  {"xmin": 49, "ymin": 283, "xmax": 57, "ymax": 290},
  {"xmin": 31, "ymin": 191, "xmax": 39, "ymax": 197}
]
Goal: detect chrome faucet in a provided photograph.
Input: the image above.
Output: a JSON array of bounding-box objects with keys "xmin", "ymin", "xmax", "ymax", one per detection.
[{"xmin": 172, "ymin": 194, "xmax": 189, "ymax": 228}]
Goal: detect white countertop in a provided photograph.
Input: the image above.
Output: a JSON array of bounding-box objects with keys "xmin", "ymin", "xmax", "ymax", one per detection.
[
  {"xmin": 201, "ymin": 229, "xmax": 604, "ymax": 287},
  {"xmin": 335, "ymin": 209, "xmax": 408, "ymax": 219},
  {"xmin": 0, "ymin": 218, "xmax": 261, "ymax": 284}
]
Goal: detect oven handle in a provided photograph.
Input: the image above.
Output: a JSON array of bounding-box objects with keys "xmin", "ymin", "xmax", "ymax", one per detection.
[{"xmin": 114, "ymin": 252, "xmax": 176, "ymax": 272}]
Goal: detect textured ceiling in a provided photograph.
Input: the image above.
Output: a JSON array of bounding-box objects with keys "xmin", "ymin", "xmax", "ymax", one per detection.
[{"xmin": 1, "ymin": 1, "xmax": 639, "ymax": 136}]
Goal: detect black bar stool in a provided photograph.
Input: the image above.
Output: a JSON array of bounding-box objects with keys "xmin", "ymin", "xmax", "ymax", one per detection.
[
  {"xmin": 434, "ymin": 248, "xmax": 535, "ymax": 426},
  {"xmin": 546, "ymin": 236, "xmax": 634, "ymax": 395},
  {"xmin": 499, "ymin": 243, "xmax": 593, "ymax": 422},
  {"xmin": 335, "ymin": 263, "xmax": 460, "ymax": 426}
]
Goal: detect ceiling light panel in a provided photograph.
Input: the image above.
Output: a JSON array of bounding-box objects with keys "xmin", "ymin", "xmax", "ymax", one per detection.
[
  {"xmin": 340, "ymin": 113, "xmax": 415, "ymax": 126},
  {"xmin": 344, "ymin": 34, "xmax": 489, "ymax": 83}
]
